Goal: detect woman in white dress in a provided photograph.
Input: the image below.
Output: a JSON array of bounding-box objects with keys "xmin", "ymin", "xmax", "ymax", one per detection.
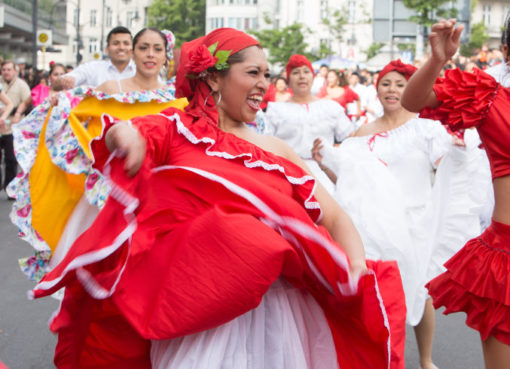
[
  {"xmin": 264, "ymin": 54, "xmax": 354, "ymax": 194},
  {"xmin": 313, "ymin": 60, "xmax": 489, "ymax": 369}
]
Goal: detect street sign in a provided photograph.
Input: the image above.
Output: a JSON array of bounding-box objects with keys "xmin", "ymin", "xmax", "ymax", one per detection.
[{"xmin": 36, "ymin": 30, "xmax": 53, "ymax": 47}]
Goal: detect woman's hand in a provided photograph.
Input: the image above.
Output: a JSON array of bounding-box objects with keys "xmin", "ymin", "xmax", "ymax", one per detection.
[
  {"xmin": 349, "ymin": 259, "xmax": 368, "ymax": 280},
  {"xmin": 49, "ymin": 94, "xmax": 59, "ymax": 107},
  {"xmin": 311, "ymin": 138, "xmax": 324, "ymax": 165},
  {"xmin": 429, "ymin": 19, "xmax": 464, "ymax": 64},
  {"xmin": 106, "ymin": 123, "xmax": 146, "ymax": 176}
]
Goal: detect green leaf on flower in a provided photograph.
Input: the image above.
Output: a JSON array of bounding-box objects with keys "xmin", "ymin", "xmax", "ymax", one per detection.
[
  {"xmin": 208, "ymin": 42, "xmax": 218, "ymax": 55},
  {"xmin": 215, "ymin": 50, "xmax": 231, "ymax": 67}
]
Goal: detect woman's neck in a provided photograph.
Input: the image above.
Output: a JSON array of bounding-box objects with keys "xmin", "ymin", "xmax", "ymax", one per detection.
[
  {"xmin": 129, "ymin": 73, "xmax": 162, "ymax": 92},
  {"xmin": 380, "ymin": 108, "xmax": 417, "ymax": 129},
  {"xmin": 290, "ymin": 92, "xmax": 314, "ymax": 104}
]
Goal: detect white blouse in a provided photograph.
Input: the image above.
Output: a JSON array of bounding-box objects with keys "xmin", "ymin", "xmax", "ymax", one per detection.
[
  {"xmin": 325, "ymin": 117, "xmax": 451, "ymax": 209},
  {"xmin": 263, "ymin": 99, "xmax": 354, "ymax": 159}
]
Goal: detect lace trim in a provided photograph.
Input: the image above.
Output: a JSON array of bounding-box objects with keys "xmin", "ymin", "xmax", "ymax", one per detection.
[{"xmin": 161, "ymin": 112, "xmax": 322, "ymax": 217}]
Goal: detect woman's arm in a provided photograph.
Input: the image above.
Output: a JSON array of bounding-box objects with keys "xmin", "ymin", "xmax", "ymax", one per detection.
[
  {"xmin": 0, "ymin": 91, "xmax": 14, "ymax": 124},
  {"xmin": 401, "ymin": 19, "xmax": 464, "ymax": 112},
  {"xmin": 311, "ymin": 138, "xmax": 338, "ymax": 184},
  {"xmin": 280, "ymin": 141, "xmax": 366, "ymax": 275}
]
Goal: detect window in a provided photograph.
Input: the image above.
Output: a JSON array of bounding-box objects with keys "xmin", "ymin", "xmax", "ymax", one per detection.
[
  {"xmin": 482, "ymin": 5, "xmax": 491, "ymax": 25},
  {"xmin": 320, "ymin": 0, "xmax": 328, "ymax": 20},
  {"xmin": 90, "ymin": 9, "xmax": 97, "ymax": 26},
  {"xmin": 144, "ymin": 7, "xmax": 149, "ymax": 26},
  {"xmin": 347, "ymin": 0, "xmax": 356, "ymax": 23},
  {"xmin": 244, "ymin": 18, "xmax": 250, "ymax": 29},
  {"xmin": 252, "ymin": 17, "xmax": 258, "ymax": 29},
  {"xmin": 228, "ymin": 17, "xmax": 235, "ymax": 27},
  {"xmin": 296, "ymin": 0, "xmax": 304, "ymax": 21},
  {"xmin": 126, "ymin": 11, "xmax": 134, "ymax": 28},
  {"xmin": 89, "ymin": 38, "xmax": 98, "ymax": 53},
  {"xmin": 106, "ymin": 8, "xmax": 112, "ymax": 27},
  {"xmin": 73, "ymin": 8, "xmax": 79, "ymax": 27}
]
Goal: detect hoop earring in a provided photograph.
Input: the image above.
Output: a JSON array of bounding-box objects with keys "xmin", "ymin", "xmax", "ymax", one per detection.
[
  {"xmin": 203, "ymin": 90, "xmax": 214, "ymax": 109},
  {"xmin": 215, "ymin": 91, "xmax": 222, "ymax": 106}
]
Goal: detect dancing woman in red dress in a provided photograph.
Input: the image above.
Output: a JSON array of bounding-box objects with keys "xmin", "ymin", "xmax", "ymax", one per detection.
[
  {"xmin": 30, "ymin": 28, "xmax": 396, "ymax": 368},
  {"xmin": 402, "ymin": 19, "xmax": 510, "ymax": 369}
]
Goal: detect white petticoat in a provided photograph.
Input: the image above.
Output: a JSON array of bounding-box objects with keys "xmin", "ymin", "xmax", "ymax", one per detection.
[
  {"xmin": 321, "ymin": 133, "xmax": 490, "ymax": 326},
  {"xmin": 150, "ymin": 278, "xmax": 340, "ymax": 369}
]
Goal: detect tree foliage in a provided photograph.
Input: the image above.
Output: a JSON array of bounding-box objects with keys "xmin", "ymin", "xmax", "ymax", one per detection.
[
  {"xmin": 365, "ymin": 42, "xmax": 385, "ymax": 60},
  {"xmin": 460, "ymin": 22, "xmax": 489, "ymax": 57},
  {"xmin": 322, "ymin": 9, "xmax": 348, "ymax": 45},
  {"xmin": 249, "ymin": 23, "xmax": 314, "ymax": 65},
  {"xmin": 148, "ymin": 0, "xmax": 205, "ymax": 47},
  {"xmin": 402, "ymin": 0, "xmax": 458, "ymax": 27}
]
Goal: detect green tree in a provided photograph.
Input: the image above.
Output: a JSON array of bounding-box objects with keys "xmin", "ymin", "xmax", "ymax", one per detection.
[
  {"xmin": 460, "ymin": 22, "xmax": 489, "ymax": 57},
  {"xmin": 321, "ymin": 9, "xmax": 348, "ymax": 56},
  {"xmin": 402, "ymin": 0, "xmax": 458, "ymax": 27},
  {"xmin": 148, "ymin": 0, "xmax": 205, "ymax": 47},
  {"xmin": 249, "ymin": 22, "xmax": 313, "ymax": 65},
  {"xmin": 365, "ymin": 42, "xmax": 385, "ymax": 60}
]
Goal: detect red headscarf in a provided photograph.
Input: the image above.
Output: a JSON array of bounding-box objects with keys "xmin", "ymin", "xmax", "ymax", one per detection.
[
  {"xmin": 286, "ymin": 54, "xmax": 314, "ymax": 80},
  {"xmin": 376, "ymin": 59, "xmax": 417, "ymax": 87},
  {"xmin": 176, "ymin": 28, "xmax": 260, "ymax": 126}
]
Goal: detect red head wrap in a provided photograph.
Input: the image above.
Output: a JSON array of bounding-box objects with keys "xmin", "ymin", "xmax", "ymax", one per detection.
[
  {"xmin": 176, "ymin": 28, "xmax": 260, "ymax": 126},
  {"xmin": 286, "ymin": 54, "xmax": 314, "ymax": 80},
  {"xmin": 376, "ymin": 59, "xmax": 417, "ymax": 87}
]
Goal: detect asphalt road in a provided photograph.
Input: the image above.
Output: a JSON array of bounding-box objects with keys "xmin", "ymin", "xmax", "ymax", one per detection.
[{"xmin": 0, "ymin": 193, "xmax": 484, "ymax": 368}]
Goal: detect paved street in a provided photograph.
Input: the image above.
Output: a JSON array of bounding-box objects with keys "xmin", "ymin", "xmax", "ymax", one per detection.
[{"xmin": 0, "ymin": 193, "xmax": 484, "ymax": 369}]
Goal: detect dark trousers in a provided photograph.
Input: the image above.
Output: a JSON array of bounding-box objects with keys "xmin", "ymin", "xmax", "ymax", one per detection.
[{"xmin": 0, "ymin": 134, "xmax": 17, "ymax": 190}]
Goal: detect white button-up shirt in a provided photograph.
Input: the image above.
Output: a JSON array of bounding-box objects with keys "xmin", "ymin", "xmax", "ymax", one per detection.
[
  {"xmin": 66, "ymin": 59, "xmax": 136, "ymax": 87},
  {"xmin": 485, "ymin": 62, "xmax": 510, "ymax": 88}
]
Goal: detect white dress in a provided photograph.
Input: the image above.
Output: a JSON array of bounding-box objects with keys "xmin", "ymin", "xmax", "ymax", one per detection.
[
  {"xmin": 263, "ymin": 99, "xmax": 354, "ymax": 194},
  {"xmin": 321, "ymin": 117, "xmax": 489, "ymax": 325}
]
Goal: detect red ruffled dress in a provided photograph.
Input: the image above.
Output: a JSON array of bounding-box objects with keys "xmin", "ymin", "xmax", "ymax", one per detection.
[
  {"xmin": 30, "ymin": 107, "xmax": 397, "ymax": 368},
  {"xmin": 317, "ymin": 85, "xmax": 359, "ymax": 110},
  {"xmin": 421, "ymin": 68, "xmax": 510, "ymax": 344}
]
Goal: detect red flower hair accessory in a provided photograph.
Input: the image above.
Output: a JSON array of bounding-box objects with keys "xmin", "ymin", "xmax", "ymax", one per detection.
[{"xmin": 184, "ymin": 42, "xmax": 232, "ymax": 79}]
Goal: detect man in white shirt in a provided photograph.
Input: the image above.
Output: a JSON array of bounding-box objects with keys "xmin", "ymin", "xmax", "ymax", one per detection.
[
  {"xmin": 485, "ymin": 25, "xmax": 510, "ymax": 87},
  {"xmin": 53, "ymin": 26, "xmax": 135, "ymax": 89}
]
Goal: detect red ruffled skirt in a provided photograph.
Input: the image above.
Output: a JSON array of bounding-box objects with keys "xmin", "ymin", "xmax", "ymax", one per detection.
[{"xmin": 427, "ymin": 220, "xmax": 510, "ymax": 344}]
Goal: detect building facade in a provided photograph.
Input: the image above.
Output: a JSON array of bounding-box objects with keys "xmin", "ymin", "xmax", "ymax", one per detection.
[
  {"xmin": 48, "ymin": 0, "xmax": 151, "ymax": 67},
  {"xmin": 472, "ymin": 0, "xmax": 510, "ymax": 48},
  {"xmin": 206, "ymin": 0, "xmax": 374, "ymax": 63}
]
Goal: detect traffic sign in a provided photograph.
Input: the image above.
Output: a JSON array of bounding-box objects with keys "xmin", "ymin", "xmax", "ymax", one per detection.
[{"xmin": 36, "ymin": 30, "xmax": 53, "ymax": 46}]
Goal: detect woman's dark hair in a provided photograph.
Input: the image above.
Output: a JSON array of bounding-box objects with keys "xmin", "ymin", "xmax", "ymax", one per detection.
[
  {"xmin": 49, "ymin": 63, "xmax": 65, "ymax": 76},
  {"xmin": 106, "ymin": 26, "xmax": 132, "ymax": 46},
  {"xmin": 132, "ymin": 27, "xmax": 168, "ymax": 50}
]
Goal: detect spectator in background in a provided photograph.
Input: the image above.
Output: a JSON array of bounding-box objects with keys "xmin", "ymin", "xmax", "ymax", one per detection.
[
  {"xmin": 485, "ymin": 13, "xmax": 510, "ymax": 87},
  {"xmin": 16, "ymin": 58, "xmax": 28, "ymax": 81},
  {"xmin": 31, "ymin": 63, "xmax": 79, "ymax": 108},
  {"xmin": 317, "ymin": 69, "xmax": 360, "ymax": 117},
  {"xmin": 311, "ymin": 64, "xmax": 329, "ymax": 95},
  {"xmin": 65, "ymin": 65, "xmax": 74, "ymax": 73},
  {"xmin": 347, "ymin": 71, "xmax": 366, "ymax": 123},
  {"xmin": 273, "ymin": 76, "xmax": 292, "ymax": 102},
  {"xmin": 0, "ymin": 60, "xmax": 31, "ymax": 196},
  {"xmin": 53, "ymin": 26, "xmax": 134, "ymax": 89}
]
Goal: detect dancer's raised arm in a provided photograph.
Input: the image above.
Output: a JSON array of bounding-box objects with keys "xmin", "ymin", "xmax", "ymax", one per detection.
[{"xmin": 401, "ymin": 19, "xmax": 464, "ymax": 112}]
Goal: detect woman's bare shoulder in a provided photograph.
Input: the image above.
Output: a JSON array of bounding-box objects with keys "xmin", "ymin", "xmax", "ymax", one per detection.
[{"xmin": 96, "ymin": 80, "xmax": 119, "ymax": 94}]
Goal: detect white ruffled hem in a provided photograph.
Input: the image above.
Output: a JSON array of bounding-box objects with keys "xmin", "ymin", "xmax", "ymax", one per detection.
[{"xmin": 150, "ymin": 278, "xmax": 339, "ymax": 369}]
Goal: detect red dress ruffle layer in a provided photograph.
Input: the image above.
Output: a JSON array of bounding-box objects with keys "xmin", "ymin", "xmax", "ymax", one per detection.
[
  {"xmin": 420, "ymin": 68, "xmax": 497, "ymax": 131},
  {"xmin": 420, "ymin": 68, "xmax": 510, "ymax": 178},
  {"xmin": 32, "ymin": 108, "xmax": 401, "ymax": 369},
  {"xmin": 427, "ymin": 220, "xmax": 510, "ymax": 344}
]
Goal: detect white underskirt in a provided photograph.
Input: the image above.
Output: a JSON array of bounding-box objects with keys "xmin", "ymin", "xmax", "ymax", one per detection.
[{"xmin": 150, "ymin": 278, "xmax": 339, "ymax": 369}]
